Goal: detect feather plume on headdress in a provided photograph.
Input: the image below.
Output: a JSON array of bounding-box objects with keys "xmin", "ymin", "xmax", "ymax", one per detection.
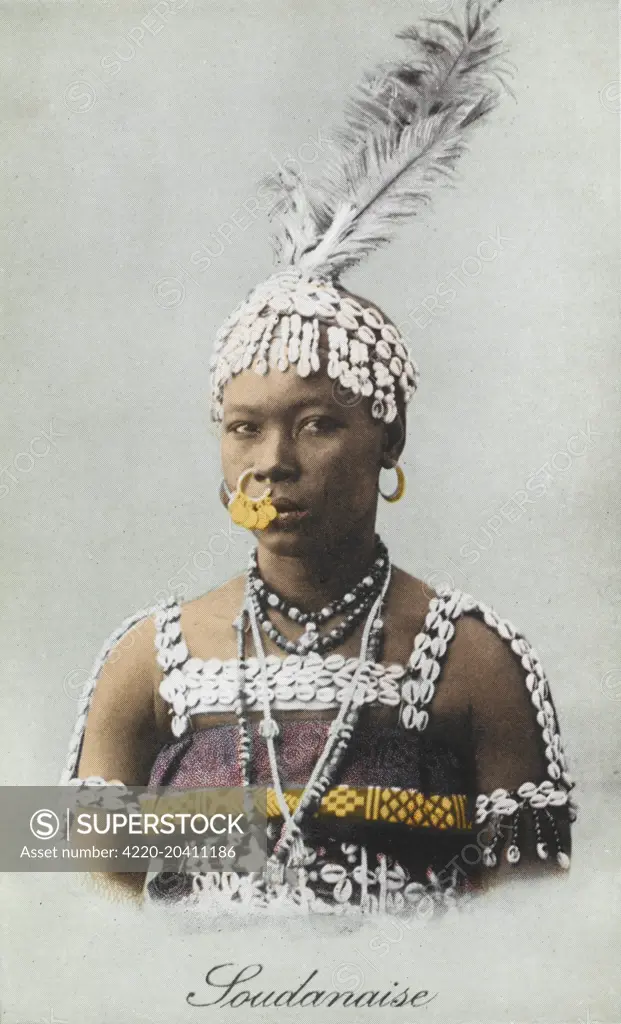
[
  {"xmin": 210, "ymin": 1, "xmax": 511, "ymax": 424},
  {"xmin": 264, "ymin": 0, "xmax": 511, "ymax": 280}
]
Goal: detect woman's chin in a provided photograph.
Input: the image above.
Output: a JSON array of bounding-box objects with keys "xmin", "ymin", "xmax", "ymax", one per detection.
[{"xmin": 255, "ymin": 521, "xmax": 323, "ymax": 556}]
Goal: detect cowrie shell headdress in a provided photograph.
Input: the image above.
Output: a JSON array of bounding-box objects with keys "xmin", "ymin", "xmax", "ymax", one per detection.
[{"xmin": 209, "ymin": 3, "xmax": 507, "ymax": 423}]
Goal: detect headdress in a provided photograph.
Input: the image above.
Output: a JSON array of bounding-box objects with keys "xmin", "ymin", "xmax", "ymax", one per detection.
[{"xmin": 210, "ymin": 0, "xmax": 509, "ymax": 424}]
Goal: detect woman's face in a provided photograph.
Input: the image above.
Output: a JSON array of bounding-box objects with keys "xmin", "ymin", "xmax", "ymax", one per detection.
[{"xmin": 220, "ymin": 363, "xmax": 396, "ymax": 556}]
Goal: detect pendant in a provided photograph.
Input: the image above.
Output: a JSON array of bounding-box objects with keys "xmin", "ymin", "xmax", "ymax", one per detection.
[
  {"xmin": 264, "ymin": 856, "xmax": 285, "ymax": 887},
  {"xmin": 299, "ymin": 623, "xmax": 319, "ymax": 651},
  {"xmin": 286, "ymin": 831, "xmax": 307, "ymax": 869}
]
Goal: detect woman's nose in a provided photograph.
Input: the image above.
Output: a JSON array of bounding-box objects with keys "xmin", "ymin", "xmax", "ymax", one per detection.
[{"xmin": 252, "ymin": 430, "xmax": 299, "ymax": 484}]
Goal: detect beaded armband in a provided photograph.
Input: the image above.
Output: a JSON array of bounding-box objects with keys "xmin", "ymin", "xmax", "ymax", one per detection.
[{"xmin": 475, "ymin": 782, "xmax": 574, "ymax": 869}]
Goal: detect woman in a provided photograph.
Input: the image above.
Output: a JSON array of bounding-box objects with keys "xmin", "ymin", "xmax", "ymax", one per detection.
[{"xmin": 61, "ymin": 1, "xmax": 575, "ymax": 914}]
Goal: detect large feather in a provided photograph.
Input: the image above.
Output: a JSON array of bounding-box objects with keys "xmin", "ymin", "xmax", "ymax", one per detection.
[{"xmin": 266, "ymin": 0, "xmax": 511, "ymax": 280}]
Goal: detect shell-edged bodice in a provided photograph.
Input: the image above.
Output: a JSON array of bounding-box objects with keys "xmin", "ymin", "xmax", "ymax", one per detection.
[{"xmin": 62, "ymin": 584, "xmax": 576, "ymax": 915}]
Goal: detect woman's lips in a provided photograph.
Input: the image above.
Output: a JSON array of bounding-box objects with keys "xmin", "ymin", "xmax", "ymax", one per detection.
[
  {"xmin": 270, "ymin": 499, "xmax": 310, "ymax": 525},
  {"xmin": 275, "ymin": 509, "xmax": 310, "ymax": 521}
]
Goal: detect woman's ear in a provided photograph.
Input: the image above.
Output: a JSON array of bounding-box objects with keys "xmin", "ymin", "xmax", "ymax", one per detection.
[
  {"xmin": 219, "ymin": 479, "xmax": 231, "ymax": 509},
  {"xmin": 381, "ymin": 414, "xmax": 406, "ymax": 468}
]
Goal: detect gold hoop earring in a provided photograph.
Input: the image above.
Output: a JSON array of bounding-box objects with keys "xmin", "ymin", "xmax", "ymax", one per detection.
[
  {"xmin": 379, "ymin": 463, "xmax": 405, "ymax": 503},
  {"xmin": 227, "ymin": 469, "xmax": 279, "ymax": 530}
]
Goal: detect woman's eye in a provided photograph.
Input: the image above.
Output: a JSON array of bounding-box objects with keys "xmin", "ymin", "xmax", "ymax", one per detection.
[
  {"xmin": 301, "ymin": 416, "xmax": 340, "ymax": 435},
  {"xmin": 227, "ymin": 422, "xmax": 259, "ymax": 436}
]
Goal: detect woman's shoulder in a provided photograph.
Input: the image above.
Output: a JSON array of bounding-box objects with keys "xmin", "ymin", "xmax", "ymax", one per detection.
[
  {"xmin": 392, "ymin": 566, "xmax": 548, "ymax": 708},
  {"xmin": 391, "ymin": 567, "xmax": 525, "ymax": 658},
  {"xmin": 180, "ymin": 574, "xmax": 246, "ymax": 625}
]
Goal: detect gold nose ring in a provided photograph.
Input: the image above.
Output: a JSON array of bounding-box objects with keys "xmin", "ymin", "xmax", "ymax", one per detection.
[{"xmin": 227, "ymin": 469, "xmax": 279, "ymax": 530}]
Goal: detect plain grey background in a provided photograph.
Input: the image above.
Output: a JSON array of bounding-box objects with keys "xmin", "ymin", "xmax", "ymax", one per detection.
[{"xmin": 1, "ymin": 0, "xmax": 619, "ymax": 1021}]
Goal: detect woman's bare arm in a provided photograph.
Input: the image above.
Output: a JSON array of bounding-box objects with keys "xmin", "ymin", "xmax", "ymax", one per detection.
[
  {"xmin": 76, "ymin": 616, "xmax": 162, "ymax": 784},
  {"xmin": 74, "ymin": 616, "xmax": 163, "ymax": 899},
  {"xmin": 450, "ymin": 614, "xmax": 572, "ymax": 888}
]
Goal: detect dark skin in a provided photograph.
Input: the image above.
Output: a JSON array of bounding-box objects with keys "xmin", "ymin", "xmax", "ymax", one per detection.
[{"xmin": 77, "ymin": 294, "xmax": 568, "ymax": 897}]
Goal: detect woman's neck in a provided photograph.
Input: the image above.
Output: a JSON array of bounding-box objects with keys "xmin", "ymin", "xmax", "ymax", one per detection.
[{"xmin": 256, "ymin": 528, "xmax": 379, "ymax": 610}]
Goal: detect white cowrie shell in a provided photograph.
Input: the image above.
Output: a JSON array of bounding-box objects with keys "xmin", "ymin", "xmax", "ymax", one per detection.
[
  {"xmin": 184, "ymin": 673, "xmax": 204, "ymax": 690},
  {"xmin": 429, "ymin": 636, "xmax": 447, "ymax": 659},
  {"xmin": 185, "ymin": 656, "xmax": 206, "ymax": 674},
  {"xmin": 274, "ymin": 684, "xmax": 296, "ymax": 701},
  {"xmin": 172, "ymin": 693, "xmax": 186, "ymax": 717},
  {"xmin": 320, "ymin": 863, "xmax": 347, "ymax": 884},
  {"xmin": 497, "ymin": 619, "xmax": 517, "ymax": 640},
  {"xmin": 401, "ymin": 679, "xmax": 420, "ymax": 704},
  {"xmin": 378, "ymin": 685, "xmax": 400, "ymax": 706},
  {"xmin": 171, "ymin": 640, "xmax": 189, "ymax": 664},
  {"xmin": 171, "ymin": 714, "xmax": 189, "ymax": 738},
  {"xmin": 420, "ymin": 659, "xmax": 441, "ymax": 683},
  {"xmin": 362, "ymin": 306, "xmax": 384, "ymax": 328},
  {"xmin": 419, "ymin": 680, "xmax": 435, "ymax": 704},
  {"xmin": 293, "ymin": 294, "xmax": 319, "ymax": 318},
  {"xmin": 530, "ymin": 794, "xmax": 547, "ymax": 809},
  {"xmin": 283, "ymin": 654, "xmax": 302, "ymax": 669},
  {"xmin": 386, "ymin": 864, "xmax": 407, "ymax": 888},
  {"xmin": 547, "ymin": 790, "xmax": 566, "ymax": 806},
  {"xmin": 437, "ymin": 620, "xmax": 455, "ymax": 641},
  {"xmin": 407, "ymin": 650, "xmax": 424, "ymax": 672},
  {"xmin": 342, "ymin": 295, "xmax": 364, "ymax": 314},
  {"xmin": 381, "ymin": 324, "xmax": 400, "ymax": 343},
  {"xmin": 525, "ymin": 673, "xmax": 537, "ymax": 693},
  {"xmin": 339, "ymin": 300, "xmax": 360, "ymax": 320},
  {"xmin": 356, "ymin": 325, "xmax": 376, "ymax": 346},
  {"xmin": 324, "ymin": 654, "xmax": 345, "ymax": 671},
  {"xmin": 335, "ymin": 309, "xmax": 358, "ymax": 330},
  {"xmin": 400, "ymin": 704, "xmax": 418, "ymax": 729}
]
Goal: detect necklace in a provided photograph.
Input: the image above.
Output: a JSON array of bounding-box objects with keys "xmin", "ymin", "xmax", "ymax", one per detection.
[
  {"xmin": 233, "ymin": 556, "xmax": 392, "ymax": 886},
  {"xmin": 247, "ymin": 538, "xmax": 388, "ymax": 624},
  {"xmin": 246, "ymin": 538, "xmax": 389, "ymax": 656}
]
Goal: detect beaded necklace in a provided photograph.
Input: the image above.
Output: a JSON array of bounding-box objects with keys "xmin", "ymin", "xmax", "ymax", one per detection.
[
  {"xmin": 233, "ymin": 550, "xmax": 392, "ymax": 886},
  {"xmin": 246, "ymin": 538, "xmax": 389, "ymax": 656}
]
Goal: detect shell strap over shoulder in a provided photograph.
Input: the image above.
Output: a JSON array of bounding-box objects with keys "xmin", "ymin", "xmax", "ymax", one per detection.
[
  {"xmin": 59, "ymin": 607, "xmax": 156, "ymax": 785},
  {"xmin": 396, "ymin": 585, "xmax": 576, "ymax": 870}
]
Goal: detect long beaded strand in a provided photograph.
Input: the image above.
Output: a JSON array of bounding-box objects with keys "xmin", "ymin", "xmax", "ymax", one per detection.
[
  {"xmin": 233, "ymin": 608, "xmax": 252, "ymax": 787},
  {"xmin": 245, "ymin": 562, "xmax": 391, "ymax": 881}
]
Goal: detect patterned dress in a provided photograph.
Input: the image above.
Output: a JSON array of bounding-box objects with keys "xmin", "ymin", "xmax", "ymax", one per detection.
[{"xmin": 61, "ymin": 586, "xmax": 576, "ymax": 915}]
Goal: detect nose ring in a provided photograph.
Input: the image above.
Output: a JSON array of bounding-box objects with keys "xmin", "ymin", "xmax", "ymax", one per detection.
[{"xmin": 227, "ymin": 469, "xmax": 279, "ymax": 530}]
